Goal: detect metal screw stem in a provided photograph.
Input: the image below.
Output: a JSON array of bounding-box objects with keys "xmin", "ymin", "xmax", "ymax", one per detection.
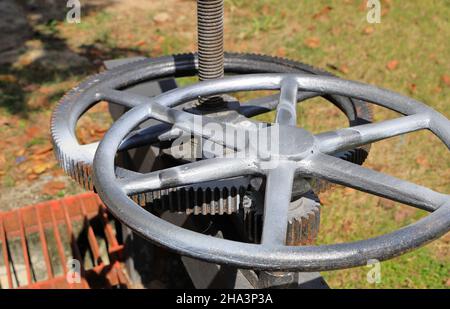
[{"xmin": 197, "ymin": 0, "xmax": 225, "ymax": 106}]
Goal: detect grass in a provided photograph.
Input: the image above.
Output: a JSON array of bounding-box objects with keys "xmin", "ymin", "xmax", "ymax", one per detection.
[{"xmin": 0, "ymin": 0, "xmax": 448, "ymax": 288}]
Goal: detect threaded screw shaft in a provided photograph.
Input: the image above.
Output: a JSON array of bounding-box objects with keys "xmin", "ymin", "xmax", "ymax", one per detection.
[{"xmin": 197, "ymin": 0, "xmax": 225, "ymax": 106}]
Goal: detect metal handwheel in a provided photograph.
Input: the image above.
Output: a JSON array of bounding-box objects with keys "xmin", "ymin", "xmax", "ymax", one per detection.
[{"xmin": 93, "ymin": 73, "xmax": 450, "ymax": 271}]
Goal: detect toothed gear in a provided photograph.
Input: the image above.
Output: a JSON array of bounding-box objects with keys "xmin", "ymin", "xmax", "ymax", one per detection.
[
  {"xmin": 243, "ymin": 193, "xmax": 321, "ymax": 245},
  {"xmin": 51, "ymin": 53, "xmax": 372, "ymax": 214}
]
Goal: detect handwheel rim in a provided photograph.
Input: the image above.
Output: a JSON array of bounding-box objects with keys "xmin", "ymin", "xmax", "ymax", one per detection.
[
  {"xmin": 51, "ymin": 53, "xmax": 372, "ymax": 190},
  {"xmin": 93, "ymin": 73, "xmax": 450, "ymax": 271}
]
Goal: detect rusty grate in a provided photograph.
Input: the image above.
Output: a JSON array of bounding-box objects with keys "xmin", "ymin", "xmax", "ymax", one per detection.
[{"xmin": 0, "ymin": 192, "xmax": 130, "ymax": 289}]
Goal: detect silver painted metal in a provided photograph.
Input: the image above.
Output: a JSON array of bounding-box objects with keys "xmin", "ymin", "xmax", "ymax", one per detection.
[
  {"xmin": 50, "ymin": 53, "xmax": 372, "ymax": 193},
  {"xmin": 93, "ymin": 73, "xmax": 450, "ymax": 271}
]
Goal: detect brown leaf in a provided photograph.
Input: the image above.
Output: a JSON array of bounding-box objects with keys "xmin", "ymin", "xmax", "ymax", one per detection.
[
  {"xmin": 409, "ymin": 83, "xmax": 417, "ymax": 93},
  {"xmin": 343, "ymin": 187, "xmax": 355, "ymax": 196},
  {"xmin": 26, "ymin": 126, "xmax": 40, "ymax": 138},
  {"xmin": 38, "ymin": 86, "xmax": 54, "ymax": 95},
  {"xmin": 305, "ymin": 37, "xmax": 320, "ymax": 49},
  {"xmin": 415, "ymin": 155, "xmax": 430, "ymax": 168},
  {"xmin": 32, "ymin": 144, "xmax": 53, "ymax": 155},
  {"xmin": 313, "ymin": 6, "xmax": 332, "ymax": 20},
  {"xmin": 276, "ymin": 47, "xmax": 286, "ymax": 57},
  {"xmin": 363, "ymin": 26, "xmax": 374, "ymax": 35},
  {"xmin": 0, "ymin": 74, "xmax": 17, "ymax": 83},
  {"xmin": 339, "ymin": 64, "xmax": 350, "ymax": 74},
  {"xmin": 442, "ymin": 74, "xmax": 450, "ymax": 87},
  {"xmin": 27, "ymin": 173, "xmax": 38, "ymax": 181},
  {"xmin": 135, "ymin": 40, "xmax": 146, "ymax": 47},
  {"xmin": 386, "ymin": 60, "xmax": 399, "ymax": 71},
  {"xmin": 42, "ymin": 181, "xmax": 66, "ymax": 195}
]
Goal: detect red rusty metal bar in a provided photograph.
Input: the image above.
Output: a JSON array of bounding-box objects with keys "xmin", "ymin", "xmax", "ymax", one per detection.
[
  {"xmin": 17, "ymin": 210, "xmax": 33, "ymax": 285},
  {"xmin": 49, "ymin": 203, "xmax": 68, "ymax": 274},
  {"xmin": 1, "ymin": 193, "xmax": 130, "ymax": 289},
  {"xmin": 0, "ymin": 218, "xmax": 13, "ymax": 289},
  {"xmin": 61, "ymin": 201, "xmax": 84, "ymax": 270},
  {"xmin": 36, "ymin": 206, "xmax": 53, "ymax": 279},
  {"xmin": 0, "ymin": 218, "xmax": 14, "ymax": 289},
  {"xmin": 79, "ymin": 199, "xmax": 103, "ymax": 266}
]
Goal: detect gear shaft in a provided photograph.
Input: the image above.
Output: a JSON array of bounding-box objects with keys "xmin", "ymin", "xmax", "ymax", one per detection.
[{"xmin": 197, "ymin": 0, "xmax": 225, "ymax": 106}]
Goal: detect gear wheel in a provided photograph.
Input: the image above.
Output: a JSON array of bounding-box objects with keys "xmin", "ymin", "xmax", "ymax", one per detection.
[
  {"xmin": 51, "ymin": 53, "xmax": 372, "ymax": 215},
  {"xmin": 243, "ymin": 193, "xmax": 321, "ymax": 245}
]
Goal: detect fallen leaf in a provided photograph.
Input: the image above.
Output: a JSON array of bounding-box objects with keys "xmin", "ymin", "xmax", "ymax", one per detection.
[
  {"xmin": 276, "ymin": 47, "xmax": 286, "ymax": 57},
  {"xmin": 135, "ymin": 40, "xmax": 146, "ymax": 47},
  {"xmin": 313, "ymin": 6, "xmax": 332, "ymax": 20},
  {"xmin": 27, "ymin": 173, "xmax": 38, "ymax": 181},
  {"xmin": 0, "ymin": 74, "xmax": 17, "ymax": 83},
  {"xmin": 409, "ymin": 83, "xmax": 417, "ymax": 93},
  {"xmin": 32, "ymin": 144, "xmax": 53, "ymax": 155},
  {"xmin": 386, "ymin": 60, "xmax": 399, "ymax": 71},
  {"xmin": 42, "ymin": 181, "xmax": 66, "ymax": 195},
  {"xmin": 15, "ymin": 148, "xmax": 25, "ymax": 156},
  {"xmin": 305, "ymin": 37, "xmax": 320, "ymax": 49},
  {"xmin": 343, "ymin": 187, "xmax": 355, "ymax": 195},
  {"xmin": 363, "ymin": 26, "xmax": 374, "ymax": 35},
  {"xmin": 26, "ymin": 126, "xmax": 40, "ymax": 138},
  {"xmin": 38, "ymin": 86, "xmax": 54, "ymax": 95},
  {"xmin": 32, "ymin": 162, "xmax": 52, "ymax": 174},
  {"xmin": 442, "ymin": 75, "xmax": 450, "ymax": 87},
  {"xmin": 415, "ymin": 155, "xmax": 430, "ymax": 168},
  {"xmin": 433, "ymin": 86, "xmax": 442, "ymax": 94},
  {"xmin": 340, "ymin": 64, "xmax": 350, "ymax": 74}
]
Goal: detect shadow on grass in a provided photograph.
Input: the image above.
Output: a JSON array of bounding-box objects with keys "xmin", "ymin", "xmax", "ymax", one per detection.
[{"xmin": 0, "ymin": 0, "xmax": 144, "ymax": 117}]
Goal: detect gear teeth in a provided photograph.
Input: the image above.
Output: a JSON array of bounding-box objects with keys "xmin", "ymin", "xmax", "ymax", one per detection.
[
  {"xmin": 287, "ymin": 204, "xmax": 321, "ymax": 246},
  {"xmin": 245, "ymin": 195, "xmax": 321, "ymax": 245},
  {"xmin": 128, "ymin": 185, "xmax": 247, "ymax": 215}
]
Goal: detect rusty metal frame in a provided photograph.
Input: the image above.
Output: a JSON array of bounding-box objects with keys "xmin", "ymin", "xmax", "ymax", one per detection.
[{"xmin": 0, "ymin": 193, "xmax": 130, "ymax": 289}]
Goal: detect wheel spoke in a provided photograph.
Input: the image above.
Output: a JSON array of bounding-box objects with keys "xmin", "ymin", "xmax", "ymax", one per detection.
[
  {"xmin": 119, "ymin": 157, "xmax": 260, "ymax": 195},
  {"xmin": 315, "ymin": 114, "xmax": 431, "ymax": 155},
  {"xmin": 99, "ymin": 89, "xmax": 250, "ymax": 151},
  {"xmin": 275, "ymin": 78, "xmax": 298, "ymax": 125},
  {"xmin": 261, "ymin": 163, "xmax": 296, "ymax": 246},
  {"xmin": 118, "ymin": 123, "xmax": 171, "ymax": 151},
  {"xmin": 96, "ymin": 88, "xmax": 149, "ymax": 108},
  {"xmin": 299, "ymin": 153, "xmax": 448, "ymax": 211},
  {"xmin": 238, "ymin": 91, "xmax": 318, "ymax": 118}
]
